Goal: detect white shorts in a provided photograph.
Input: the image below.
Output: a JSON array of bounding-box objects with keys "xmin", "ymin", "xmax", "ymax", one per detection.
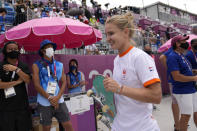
[
  {"xmin": 174, "ymin": 92, "xmax": 197, "ymax": 115},
  {"xmin": 169, "ymin": 83, "xmax": 178, "ymax": 104}
]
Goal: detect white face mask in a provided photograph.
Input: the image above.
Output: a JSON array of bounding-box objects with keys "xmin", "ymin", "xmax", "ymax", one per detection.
[{"xmin": 45, "ymin": 48, "xmax": 54, "ymax": 58}]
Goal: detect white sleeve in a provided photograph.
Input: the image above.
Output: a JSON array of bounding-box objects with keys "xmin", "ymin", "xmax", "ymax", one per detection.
[{"xmin": 134, "ymin": 53, "xmax": 160, "ymax": 87}]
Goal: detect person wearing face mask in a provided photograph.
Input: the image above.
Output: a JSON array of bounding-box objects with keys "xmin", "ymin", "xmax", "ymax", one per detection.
[
  {"xmin": 186, "ymin": 39, "xmax": 197, "ymax": 73},
  {"xmin": 66, "ymin": 59, "xmax": 87, "ymax": 93},
  {"xmin": 144, "ymin": 44, "xmax": 153, "ymax": 56},
  {"xmin": 32, "ymin": 39, "xmax": 74, "ymax": 131},
  {"xmin": 167, "ymin": 35, "xmax": 197, "ymax": 131},
  {"xmin": 160, "ymin": 46, "xmax": 180, "ymax": 131},
  {"xmin": 0, "ymin": 41, "xmax": 32, "ymax": 131}
]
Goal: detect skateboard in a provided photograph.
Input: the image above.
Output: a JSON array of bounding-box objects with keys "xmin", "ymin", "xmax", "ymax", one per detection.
[{"xmin": 87, "ymin": 74, "xmax": 116, "ymax": 129}]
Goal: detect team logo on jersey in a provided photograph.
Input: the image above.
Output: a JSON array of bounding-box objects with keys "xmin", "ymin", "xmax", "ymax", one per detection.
[
  {"xmin": 123, "ymin": 69, "xmax": 126, "ymax": 75},
  {"xmin": 122, "ymin": 69, "xmax": 127, "ymax": 80},
  {"xmin": 149, "ymin": 67, "xmax": 154, "ymax": 72}
]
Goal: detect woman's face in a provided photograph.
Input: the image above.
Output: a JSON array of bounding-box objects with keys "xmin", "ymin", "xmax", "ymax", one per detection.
[
  {"xmin": 70, "ymin": 61, "xmax": 77, "ymax": 67},
  {"xmin": 6, "ymin": 44, "xmax": 19, "ymax": 53},
  {"xmin": 105, "ymin": 23, "xmax": 128, "ymax": 50}
]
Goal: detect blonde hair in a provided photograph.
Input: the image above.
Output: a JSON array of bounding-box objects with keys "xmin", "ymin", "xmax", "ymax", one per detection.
[{"xmin": 106, "ymin": 12, "xmax": 135, "ymax": 38}]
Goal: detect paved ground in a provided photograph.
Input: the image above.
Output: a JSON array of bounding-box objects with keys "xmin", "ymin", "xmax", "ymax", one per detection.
[{"xmin": 97, "ymin": 95, "xmax": 196, "ymax": 131}]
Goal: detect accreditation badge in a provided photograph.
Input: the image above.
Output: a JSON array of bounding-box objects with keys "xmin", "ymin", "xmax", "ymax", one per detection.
[
  {"xmin": 46, "ymin": 82, "xmax": 57, "ymax": 95},
  {"xmin": 21, "ymin": 8, "xmax": 25, "ymax": 13},
  {"xmin": 4, "ymin": 87, "xmax": 16, "ymax": 98}
]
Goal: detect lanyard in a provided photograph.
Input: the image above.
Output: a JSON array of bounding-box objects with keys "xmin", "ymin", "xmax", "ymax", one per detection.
[
  {"xmin": 41, "ymin": 60, "xmax": 57, "ymax": 82},
  {"xmin": 10, "ymin": 61, "xmax": 18, "ymax": 81},
  {"xmin": 43, "ymin": 60, "xmax": 56, "ymax": 77},
  {"xmin": 177, "ymin": 52, "xmax": 192, "ymax": 71}
]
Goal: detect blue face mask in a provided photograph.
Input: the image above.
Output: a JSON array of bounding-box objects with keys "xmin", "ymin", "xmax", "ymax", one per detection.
[{"xmin": 70, "ymin": 65, "xmax": 77, "ymax": 71}]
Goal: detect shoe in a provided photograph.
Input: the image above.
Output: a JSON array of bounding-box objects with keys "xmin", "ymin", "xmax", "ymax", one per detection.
[{"xmin": 174, "ymin": 124, "xmax": 179, "ymax": 131}]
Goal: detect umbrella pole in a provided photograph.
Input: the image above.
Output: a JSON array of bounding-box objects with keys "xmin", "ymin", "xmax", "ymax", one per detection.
[
  {"xmin": 76, "ymin": 48, "xmax": 79, "ymax": 54},
  {"xmin": 80, "ymin": 41, "xmax": 85, "ymax": 55}
]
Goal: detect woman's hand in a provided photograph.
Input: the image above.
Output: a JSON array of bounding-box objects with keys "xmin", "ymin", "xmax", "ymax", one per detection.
[
  {"xmin": 79, "ymin": 80, "xmax": 88, "ymax": 86},
  {"xmin": 3, "ymin": 64, "xmax": 17, "ymax": 72},
  {"xmin": 103, "ymin": 76, "xmax": 121, "ymax": 93}
]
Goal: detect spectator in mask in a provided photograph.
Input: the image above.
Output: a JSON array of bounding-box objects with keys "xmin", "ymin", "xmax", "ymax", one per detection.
[
  {"xmin": 160, "ymin": 47, "xmax": 180, "ymax": 131},
  {"xmin": 167, "ymin": 35, "xmax": 197, "ymax": 131},
  {"xmin": 0, "ymin": 41, "xmax": 32, "ymax": 131},
  {"xmin": 32, "ymin": 39, "xmax": 74, "ymax": 131},
  {"xmin": 66, "ymin": 59, "xmax": 87, "ymax": 93},
  {"xmin": 13, "ymin": 1, "xmax": 27, "ymax": 26},
  {"xmin": 63, "ymin": 0, "xmax": 69, "ymax": 11},
  {"xmin": 144, "ymin": 44, "xmax": 153, "ymax": 56},
  {"xmin": 186, "ymin": 39, "xmax": 197, "ymax": 72}
]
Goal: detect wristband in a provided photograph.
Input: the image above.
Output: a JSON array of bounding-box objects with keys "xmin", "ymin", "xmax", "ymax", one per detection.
[
  {"xmin": 15, "ymin": 67, "xmax": 18, "ymax": 72},
  {"xmin": 120, "ymin": 85, "xmax": 124, "ymax": 94},
  {"xmin": 116, "ymin": 85, "xmax": 124, "ymax": 94}
]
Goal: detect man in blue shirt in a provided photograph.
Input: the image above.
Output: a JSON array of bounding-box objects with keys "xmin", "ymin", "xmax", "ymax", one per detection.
[
  {"xmin": 186, "ymin": 39, "xmax": 197, "ymax": 70},
  {"xmin": 160, "ymin": 47, "xmax": 180, "ymax": 131},
  {"xmin": 185, "ymin": 38, "xmax": 197, "ymax": 128},
  {"xmin": 167, "ymin": 35, "xmax": 197, "ymax": 131},
  {"xmin": 0, "ymin": 8, "xmax": 7, "ymax": 34},
  {"xmin": 32, "ymin": 40, "xmax": 74, "ymax": 131}
]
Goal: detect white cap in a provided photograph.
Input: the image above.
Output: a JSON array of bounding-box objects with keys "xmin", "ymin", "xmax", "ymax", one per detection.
[{"xmin": 34, "ymin": 8, "xmax": 38, "ymax": 12}]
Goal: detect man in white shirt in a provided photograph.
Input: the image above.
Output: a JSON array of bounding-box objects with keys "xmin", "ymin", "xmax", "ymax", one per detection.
[
  {"xmin": 85, "ymin": 44, "xmax": 99, "ymax": 55},
  {"xmin": 49, "ymin": 7, "xmax": 58, "ymax": 17}
]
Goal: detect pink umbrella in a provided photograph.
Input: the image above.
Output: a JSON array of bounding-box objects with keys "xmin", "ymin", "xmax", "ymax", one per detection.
[
  {"xmin": 0, "ymin": 17, "xmax": 102, "ymax": 51},
  {"xmin": 158, "ymin": 34, "xmax": 197, "ymax": 53}
]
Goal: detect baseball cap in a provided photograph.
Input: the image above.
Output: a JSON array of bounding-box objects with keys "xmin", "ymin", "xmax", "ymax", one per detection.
[{"xmin": 171, "ymin": 35, "xmax": 189, "ymax": 47}]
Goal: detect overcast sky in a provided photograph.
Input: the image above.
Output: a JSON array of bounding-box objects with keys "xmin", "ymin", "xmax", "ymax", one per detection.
[{"xmin": 80, "ymin": 0, "xmax": 197, "ymax": 14}]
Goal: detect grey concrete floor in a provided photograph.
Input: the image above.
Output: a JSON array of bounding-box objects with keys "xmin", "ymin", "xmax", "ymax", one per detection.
[{"xmin": 97, "ymin": 96, "xmax": 196, "ymax": 131}]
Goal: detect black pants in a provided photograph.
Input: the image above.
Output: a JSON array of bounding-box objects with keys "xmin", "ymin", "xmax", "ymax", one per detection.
[{"xmin": 0, "ymin": 110, "xmax": 32, "ymax": 131}]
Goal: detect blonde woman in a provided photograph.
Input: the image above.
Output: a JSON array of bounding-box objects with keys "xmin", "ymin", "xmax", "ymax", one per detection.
[{"xmin": 103, "ymin": 13, "xmax": 162, "ymax": 131}]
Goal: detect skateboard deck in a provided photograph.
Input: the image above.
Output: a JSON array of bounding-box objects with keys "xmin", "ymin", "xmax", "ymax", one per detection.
[{"xmin": 87, "ymin": 75, "xmax": 116, "ymax": 129}]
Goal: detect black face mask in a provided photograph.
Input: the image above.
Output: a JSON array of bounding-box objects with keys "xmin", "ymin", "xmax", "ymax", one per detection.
[
  {"xmin": 193, "ymin": 45, "xmax": 197, "ymax": 50},
  {"xmin": 180, "ymin": 42, "xmax": 189, "ymax": 50},
  {"xmin": 145, "ymin": 50, "xmax": 152, "ymax": 55},
  {"xmin": 6, "ymin": 51, "xmax": 20, "ymax": 59}
]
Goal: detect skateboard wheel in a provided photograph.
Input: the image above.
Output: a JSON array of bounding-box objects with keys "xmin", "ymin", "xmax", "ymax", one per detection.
[
  {"xmin": 102, "ymin": 105, "xmax": 109, "ymax": 113},
  {"xmin": 96, "ymin": 114, "xmax": 102, "ymax": 121},
  {"xmin": 87, "ymin": 89, "xmax": 94, "ymax": 97}
]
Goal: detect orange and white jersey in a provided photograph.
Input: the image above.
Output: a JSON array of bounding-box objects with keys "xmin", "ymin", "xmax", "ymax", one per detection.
[{"xmin": 112, "ymin": 46, "xmax": 160, "ymax": 131}]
